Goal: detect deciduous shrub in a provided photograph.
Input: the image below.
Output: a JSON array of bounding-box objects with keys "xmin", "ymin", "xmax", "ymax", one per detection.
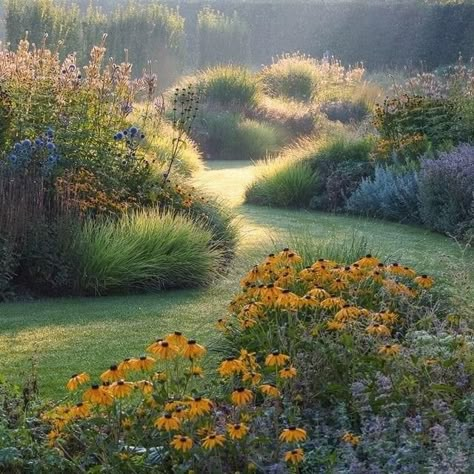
[
  {"xmin": 346, "ymin": 165, "xmax": 421, "ymax": 223},
  {"xmin": 418, "ymin": 145, "xmax": 474, "ymax": 238}
]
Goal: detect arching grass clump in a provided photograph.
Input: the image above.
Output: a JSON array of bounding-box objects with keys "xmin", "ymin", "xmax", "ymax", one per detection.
[
  {"xmin": 199, "ymin": 66, "xmax": 260, "ymax": 108},
  {"xmin": 245, "ymin": 133, "xmax": 374, "ymax": 209},
  {"xmin": 260, "ymin": 53, "xmax": 319, "ymax": 102},
  {"xmin": 245, "ymin": 155, "xmax": 316, "ymax": 208},
  {"xmin": 74, "ymin": 209, "xmax": 223, "ymax": 294}
]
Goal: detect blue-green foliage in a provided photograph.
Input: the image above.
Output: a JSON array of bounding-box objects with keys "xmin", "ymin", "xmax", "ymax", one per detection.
[{"xmin": 346, "ymin": 165, "xmax": 420, "ymax": 223}]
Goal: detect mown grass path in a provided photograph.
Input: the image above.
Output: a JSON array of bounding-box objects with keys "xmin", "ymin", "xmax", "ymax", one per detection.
[{"xmin": 1, "ymin": 161, "xmax": 472, "ymax": 397}]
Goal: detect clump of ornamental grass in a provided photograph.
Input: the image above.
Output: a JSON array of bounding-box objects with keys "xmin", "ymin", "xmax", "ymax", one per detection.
[
  {"xmin": 73, "ymin": 209, "xmax": 224, "ymax": 294},
  {"xmin": 197, "ymin": 65, "xmax": 260, "ymax": 108},
  {"xmin": 260, "ymin": 53, "xmax": 365, "ymax": 104}
]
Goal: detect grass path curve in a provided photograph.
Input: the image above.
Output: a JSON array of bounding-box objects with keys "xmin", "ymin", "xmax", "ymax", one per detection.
[{"xmin": 1, "ymin": 161, "xmax": 471, "ymax": 397}]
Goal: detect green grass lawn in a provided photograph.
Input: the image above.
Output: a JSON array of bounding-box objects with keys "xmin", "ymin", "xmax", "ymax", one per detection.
[{"xmin": 1, "ymin": 160, "xmax": 472, "ymax": 398}]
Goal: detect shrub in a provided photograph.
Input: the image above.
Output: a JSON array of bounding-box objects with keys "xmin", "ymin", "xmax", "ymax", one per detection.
[
  {"xmin": 346, "ymin": 165, "xmax": 421, "ymax": 223},
  {"xmin": 74, "ymin": 209, "xmax": 223, "ymax": 294},
  {"xmin": 197, "ymin": 7, "xmax": 250, "ymax": 68},
  {"xmin": 418, "ymin": 145, "xmax": 474, "ymax": 238},
  {"xmin": 200, "ymin": 112, "xmax": 285, "ymax": 160},
  {"xmin": 245, "ymin": 155, "xmax": 316, "ymax": 208}
]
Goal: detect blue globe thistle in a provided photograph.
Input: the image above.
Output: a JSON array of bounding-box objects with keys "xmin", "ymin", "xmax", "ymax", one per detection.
[
  {"xmin": 114, "ymin": 132, "xmax": 124, "ymax": 141},
  {"xmin": 14, "ymin": 143, "xmax": 22, "ymax": 152},
  {"xmin": 22, "ymin": 139, "xmax": 32, "ymax": 147},
  {"xmin": 46, "ymin": 143, "xmax": 56, "ymax": 151},
  {"xmin": 9, "ymin": 154, "xmax": 17, "ymax": 163},
  {"xmin": 130, "ymin": 126, "xmax": 138, "ymax": 137},
  {"xmin": 47, "ymin": 128, "xmax": 54, "ymax": 138},
  {"xmin": 35, "ymin": 138, "xmax": 43, "ymax": 146}
]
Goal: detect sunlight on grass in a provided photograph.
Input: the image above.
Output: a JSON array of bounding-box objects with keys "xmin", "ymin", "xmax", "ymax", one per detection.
[{"xmin": 1, "ymin": 160, "xmax": 472, "ymax": 397}]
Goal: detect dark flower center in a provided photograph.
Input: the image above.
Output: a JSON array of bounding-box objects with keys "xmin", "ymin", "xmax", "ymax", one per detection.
[{"xmin": 188, "ymin": 340, "xmax": 197, "ymax": 345}]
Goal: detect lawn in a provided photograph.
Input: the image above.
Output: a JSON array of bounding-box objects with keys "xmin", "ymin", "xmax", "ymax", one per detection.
[{"xmin": 1, "ymin": 160, "xmax": 472, "ymax": 398}]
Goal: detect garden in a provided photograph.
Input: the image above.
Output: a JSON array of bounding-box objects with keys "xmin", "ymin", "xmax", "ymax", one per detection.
[{"xmin": 0, "ymin": 0, "xmax": 473, "ymax": 473}]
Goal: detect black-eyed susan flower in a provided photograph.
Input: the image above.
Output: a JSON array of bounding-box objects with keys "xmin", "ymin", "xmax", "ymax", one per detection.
[
  {"xmin": 261, "ymin": 284, "xmax": 282, "ymax": 305},
  {"xmin": 129, "ymin": 356, "xmax": 155, "ymax": 371},
  {"xmin": 100, "ymin": 365, "xmax": 123, "ymax": 383},
  {"xmin": 240, "ymin": 265, "xmax": 262, "ymax": 286},
  {"xmin": 153, "ymin": 371, "xmax": 167, "ymax": 382},
  {"xmin": 71, "ymin": 402, "xmax": 90, "ymax": 419},
  {"xmin": 331, "ymin": 278, "xmax": 347, "ymax": 292},
  {"xmin": 165, "ymin": 331, "xmax": 188, "ymax": 348},
  {"xmin": 83, "ymin": 384, "xmax": 114, "ymax": 406},
  {"xmin": 118, "ymin": 358, "xmax": 134, "ymax": 373},
  {"xmin": 378, "ymin": 344, "xmax": 401, "ymax": 356},
  {"xmin": 183, "ymin": 340, "xmax": 206, "ymax": 359},
  {"xmin": 239, "ymin": 349, "xmax": 258, "ymax": 368},
  {"xmin": 239, "ymin": 302, "xmax": 266, "ymax": 319},
  {"xmin": 186, "ymin": 366, "xmax": 204, "ymax": 378},
  {"xmin": 366, "ymin": 323, "xmax": 391, "ymax": 337},
  {"xmin": 216, "ymin": 318, "xmax": 228, "ymax": 331},
  {"xmin": 155, "ymin": 413, "xmax": 181, "ymax": 431},
  {"xmin": 414, "ymin": 274, "xmax": 434, "ymax": 289},
  {"xmin": 260, "ymin": 383, "xmax": 280, "ymax": 398},
  {"xmin": 265, "ymin": 351, "xmax": 290, "ymax": 367},
  {"xmin": 276, "ymin": 289, "xmax": 300, "ymax": 307},
  {"xmin": 110, "ymin": 380, "xmax": 134, "ymax": 398},
  {"xmin": 320, "ymin": 297, "xmax": 346, "ymax": 310},
  {"xmin": 239, "ymin": 317, "xmax": 257, "ymax": 329},
  {"xmin": 148, "ymin": 340, "xmax": 179, "ymax": 360},
  {"xmin": 66, "ymin": 372, "xmax": 90, "ymax": 391},
  {"xmin": 374, "ymin": 310, "xmax": 398, "ymax": 324},
  {"xmin": 201, "ymin": 433, "xmax": 225, "ymax": 450},
  {"xmin": 279, "ymin": 366, "xmax": 297, "ymax": 379},
  {"xmin": 279, "ymin": 427, "xmax": 307, "ymax": 443},
  {"xmin": 335, "ymin": 305, "xmax": 362, "ymax": 322},
  {"xmin": 327, "ymin": 320, "xmax": 346, "ymax": 331},
  {"xmin": 188, "ymin": 396, "xmax": 213, "ymax": 417},
  {"xmin": 312, "ymin": 258, "xmax": 337, "ymax": 269},
  {"xmin": 387, "ymin": 262, "xmax": 405, "ymax": 276},
  {"xmin": 355, "ymin": 254, "xmax": 380, "ymax": 268},
  {"xmin": 171, "ymin": 435, "xmax": 193, "ymax": 452},
  {"xmin": 370, "ymin": 270, "xmax": 384, "ymax": 283},
  {"xmin": 121, "ymin": 417, "xmax": 133, "ymax": 430},
  {"xmin": 299, "ymin": 267, "xmax": 316, "ymax": 282},
  {"xmin": 297, "ymin": 295, "xmax": 320, "ymax": 309},
  {"xmin": 135, "ymin": 380, "xmax": 154, "ymax": 395},
  {"xmin": 242, "ymin": 371, "xmax": 262, "ymax": 385},
  {"xmin": 218, "ymin": 357, "xmax": 245, "ymax": 377},
  {"xmin": 231, "ymin": 387, "xmax": 253, "ymax": 406},
  {"xmin": 284, "ymin": 448, "xmax": 304, "ymax": 465},
  {"xmin": 307, "ymin": 286, "xmax": 330, "ymax": 300},
  {"xmin": 341, "ymin": 431, "xmax": 361, "ymax": 446},
  {"xmin": 227, "ymin": 423, "xmax": 249, "ymax": 440},
  {"xmin": 275, "ymin": 271, "xmax": 295, "ymax": 288}
]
